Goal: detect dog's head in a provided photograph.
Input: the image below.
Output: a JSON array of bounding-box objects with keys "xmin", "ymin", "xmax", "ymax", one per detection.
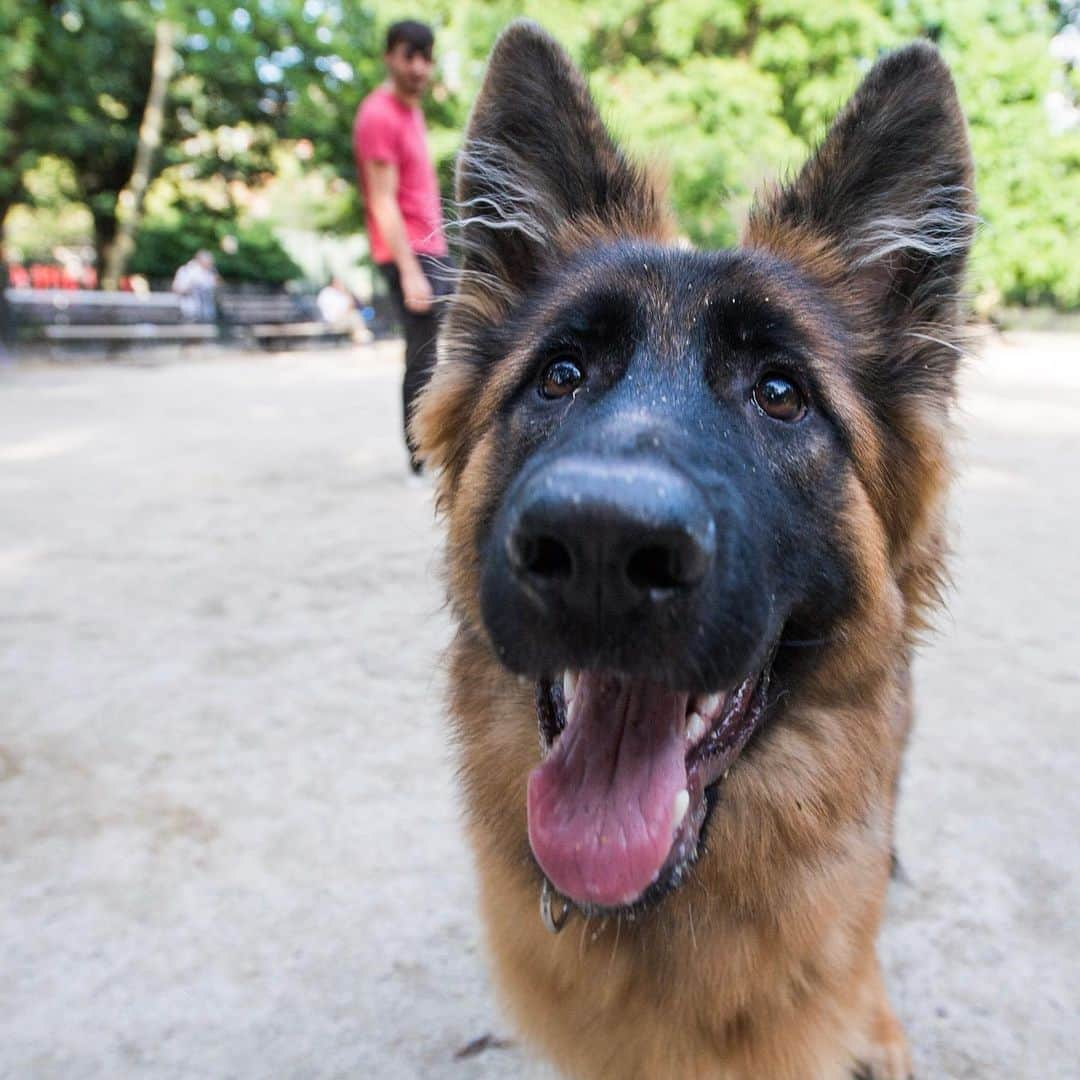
[{"xmin": 416, "ymin": 22, "xmax": 973, "ymax": 913}]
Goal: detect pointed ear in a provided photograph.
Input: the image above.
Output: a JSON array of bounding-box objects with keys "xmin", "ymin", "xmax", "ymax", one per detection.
[
  {"xmin": 454, "ymin": 20, "xmax": 672, "ymax": 304},
  {"xmin": 416, "ymin": 22, "xmax": 671, "ymax": 484},
  {"xmin": 745, "ymin": 43, "xmax": 975, "ymax": 333}
]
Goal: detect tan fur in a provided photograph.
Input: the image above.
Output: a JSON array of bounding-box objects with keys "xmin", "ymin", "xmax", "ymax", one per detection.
[{"xmin": 431, "ymin": 468, "xmax": 923, "ymax": 1079}]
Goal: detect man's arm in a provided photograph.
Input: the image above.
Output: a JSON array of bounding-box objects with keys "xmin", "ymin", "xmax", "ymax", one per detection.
[{"xmin": 363, "ymin": 158, "xmax": 433, "ymax": 313}]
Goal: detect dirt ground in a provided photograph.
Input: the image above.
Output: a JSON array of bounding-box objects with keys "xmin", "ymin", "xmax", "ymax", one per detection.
[{"xmin": 0, "ymin": 335, "xmax": 1076, "ymax": 1079}]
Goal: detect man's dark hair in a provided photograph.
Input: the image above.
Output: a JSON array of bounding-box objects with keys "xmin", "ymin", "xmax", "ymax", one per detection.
[{"xmin": 386, "ymin": 20, "xmax": 434, "ymax": 59}]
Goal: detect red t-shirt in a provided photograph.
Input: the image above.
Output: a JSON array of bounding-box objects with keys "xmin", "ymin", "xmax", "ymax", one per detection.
[{"xmin": 354, "ymin": 85, "xmax": 447, "ymax": 265}]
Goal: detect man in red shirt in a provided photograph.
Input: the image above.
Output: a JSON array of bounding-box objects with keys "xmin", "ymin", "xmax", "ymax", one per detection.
[{"xmin": 355, "ymin": 20, "xmax": 452, "ymax": 475}]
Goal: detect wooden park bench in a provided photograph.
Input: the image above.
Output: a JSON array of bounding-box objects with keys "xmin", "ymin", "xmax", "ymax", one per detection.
[
  {"xmin": 217, "ymin": 291, "xmax": 352, "ymax": 349},
  {"xmin": 6, "ymin": 286, "xmax": 354, "ymax": 356},
  {"xmin": 6, "ymin": 288, "xmax": 218, "ymax": 356}
]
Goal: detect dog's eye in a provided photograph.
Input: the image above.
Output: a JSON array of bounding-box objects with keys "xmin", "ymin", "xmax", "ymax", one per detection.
[
  {"xmin": 539, "ymin": 357, "xmax": 584, "ymax": 400},
  {"xmin": 752, "ymin": 373, "xmax": 805, "ymax": 422}
]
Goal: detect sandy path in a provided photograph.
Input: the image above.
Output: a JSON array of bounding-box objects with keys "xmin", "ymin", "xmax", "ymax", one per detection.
[{"xmin": 0, "ymin": 336, "xmax": 1076, "ymax": 1078}]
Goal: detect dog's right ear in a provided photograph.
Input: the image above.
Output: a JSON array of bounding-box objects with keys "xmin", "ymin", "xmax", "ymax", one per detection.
[
  {"xmin": 414, "ymin": 22, "xmax": 669, "ymax": 484},
  {"xmin": 454, "ymin": 20, "xmax": 671, "ymax": 304}
]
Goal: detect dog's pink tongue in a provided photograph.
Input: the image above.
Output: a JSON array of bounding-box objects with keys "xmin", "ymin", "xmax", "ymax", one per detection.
[{"xmin": 527, "ymin": 674, "xmax": 689, "ymax": 908}]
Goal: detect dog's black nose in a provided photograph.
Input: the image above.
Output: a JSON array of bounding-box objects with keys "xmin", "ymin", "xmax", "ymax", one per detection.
[{"xmin": 506, "ymin": 457, "xmax": 715, "ymax": 615}]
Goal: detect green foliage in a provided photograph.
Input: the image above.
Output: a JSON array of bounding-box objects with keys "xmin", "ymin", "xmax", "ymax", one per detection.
[
  {"xmin": 2, "ymin": 0, "xmax": 1078, "ymax": 307},
  {"xmin": 0, "ymin": 0, "xmax": 382, "ymax": 277},
  {"xmin": 0, "ymin": 0, "xmax": 46, "ymax": 213},
  {"xmin": 161, "ymin": 0, "xmax": 382, "ymax": 177},
  {"xmin": 593, "ymin": 57, "xmax": 805, "ymax": 247},
  {"xmin": 902, "ymin": 1, "xmax": 1080, "ymax": 307},
  {"xmin": 0, "ymin": 0, "xmax": 156, "ymax": 247},
  {"xmin": 3, "ymin": 157, "xmax": 93, "ymax": 260},
  {"xmin": 130, "ymin": 210, "xmax": 300, "ymax": 284},
  {"xmin": 419, "ymin": 0, "xmax": 1080, "ymax": 310}
]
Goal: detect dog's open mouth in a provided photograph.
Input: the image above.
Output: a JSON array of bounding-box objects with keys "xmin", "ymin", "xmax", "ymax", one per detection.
[{"xmin": 528, "ymin": 656, "xmax": 774, "ymax": 912}]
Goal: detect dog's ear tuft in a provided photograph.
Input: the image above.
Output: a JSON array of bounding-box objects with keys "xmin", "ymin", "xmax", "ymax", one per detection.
[
  {"xmin": 746, "ymin": 42, "xmax": 975, "ymax": 386},
  {"xmin": 454, "ymin": 20, "xmax": 670, "ymax": 302}
]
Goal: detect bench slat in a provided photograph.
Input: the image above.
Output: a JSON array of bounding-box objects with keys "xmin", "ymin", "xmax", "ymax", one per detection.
[
  {"xmin": 247, "ymin": 322, "xmax": 349, "ymax": 338},
  {"xmin": 10, "ymin": 288, "xmax": 353, "ymax": 349},
  {"xmin": 44, "ymin": 324, "xmax": 218, "ymax": 341}
]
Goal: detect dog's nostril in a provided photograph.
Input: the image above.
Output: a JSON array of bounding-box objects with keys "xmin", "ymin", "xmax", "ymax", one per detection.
[
  {"xmin": 626, "ymin": 544, "xmax": 685, "ymax": 591},
  {"xmin": 518, "ymin": 534, "xmax": 574, "ymax": 580}
]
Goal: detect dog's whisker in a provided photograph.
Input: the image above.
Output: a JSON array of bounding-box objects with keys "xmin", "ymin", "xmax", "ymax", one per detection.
[
  {"xmin": 606, "ymin": 915, "xmax": 623, "ymax": 981},
  {"xmin": 904, "ymin": 330, "xmax": 969, "ymax": 357},
  {"xmin": 578, "ymin": 912, "xmax": 591, "ymax": 963}
]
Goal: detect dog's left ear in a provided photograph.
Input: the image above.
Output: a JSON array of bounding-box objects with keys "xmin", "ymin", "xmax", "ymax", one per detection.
[{"xmin": 746, "ymin": 43, "xmax": 975, "ymax": 373}]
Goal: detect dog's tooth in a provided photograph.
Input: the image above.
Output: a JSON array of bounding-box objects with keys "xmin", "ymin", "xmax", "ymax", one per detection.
[
  {"xmin": 563, "ymin": 670, "xmax": 579, "ymax": 702},
  {"xmin": 696, "ymin": 691, "xmax": 723, "ymax": 717},
  {"xmin": 686, "ymin": 712, "xmax": 707, "ymax": 746},
  {"xmin": 672, "ymin": 789, "xmax": 690, "ymax": 830}
]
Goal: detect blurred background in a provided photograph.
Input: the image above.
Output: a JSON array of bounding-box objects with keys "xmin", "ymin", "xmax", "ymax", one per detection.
[
  {"xmin": 1, "ymin": 3, "xmax": 1078, "ymax": 1079},
  {"xmin": 1, "ymin": 0, "xmax": 1078, "ymax": 317}
]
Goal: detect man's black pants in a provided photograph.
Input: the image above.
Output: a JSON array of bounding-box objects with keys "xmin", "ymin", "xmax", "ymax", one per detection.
[{"xmin": 378, "ymin": 254, "xmax": 455, "ymax": 473}]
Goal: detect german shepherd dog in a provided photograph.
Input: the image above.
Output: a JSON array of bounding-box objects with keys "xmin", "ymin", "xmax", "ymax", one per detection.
[{"xmin": 415, "ymin": 21, "xmax": 973, "ymax": 1079}]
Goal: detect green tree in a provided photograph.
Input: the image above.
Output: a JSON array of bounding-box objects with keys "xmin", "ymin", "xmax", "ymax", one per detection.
[
  {"xmin": 420, "ymin": 0, "xmax": 1080, "ymax": 308},
  {"xmin": 4, "ymin": 0, "xmax": 1078, "ymax": 307},
  {"xmin": 0, "ymin": 0, "xmax": 51, "ymax": 227},
  {"xmin": 2, "ymin": 0, "xmax": 382, "ymax": 282},
  {"xmin": 16, "ymin": 2, "xmax": 158, "ymax": 274}
]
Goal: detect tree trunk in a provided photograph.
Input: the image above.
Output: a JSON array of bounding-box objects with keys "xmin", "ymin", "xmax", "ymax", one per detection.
[
  {"xmin": 101, "ymin": 19, "xmax": 176, "ymax": 291},
  {"xmin": 0, "ymin": 198, "xmax": 15, "ymax": 244},
  {"xmin": 0, "ymin": 254, "xmax": 11, "ymax": 349},
  {"xmin": 92, "ymin": 209, "xmax": 118, "ymax": 288},
  {"xmin": 1, "ymin": 199, "xmax": 17, "ymax": 346}
]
